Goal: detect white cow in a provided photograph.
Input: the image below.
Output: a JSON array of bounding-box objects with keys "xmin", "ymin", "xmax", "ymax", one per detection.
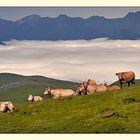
[
  {"xmin": 0, "ymin": 101, "xmax": 14, "ymax": 113},
  {"xmin": 44, "ymin": 87, "xmax": 76, "ymax": 99},
  {"xmin": 28, "ymin": 94, "xmax": 43, "ymax": 103}
]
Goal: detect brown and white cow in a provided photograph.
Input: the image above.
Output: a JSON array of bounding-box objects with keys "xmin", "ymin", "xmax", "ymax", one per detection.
[{"xmin": 116, "ymin": 71, "xmax": 135, "ymax": 88}]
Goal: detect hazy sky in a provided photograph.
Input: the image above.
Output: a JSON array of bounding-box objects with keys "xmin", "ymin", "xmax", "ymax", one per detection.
[
  {"xmin": 0, "ymin": 7, "xmax": 140, "ymax": 21},
  {"xmin": 0, "ymin": 39, "xmax": 140, "ymax": 83}
]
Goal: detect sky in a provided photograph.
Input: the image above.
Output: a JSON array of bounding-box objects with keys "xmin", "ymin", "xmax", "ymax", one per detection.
[
  {"xmin": 0, "ymin": 39, "xmax": 140, "ymax": 83},
  {"xmin": 0, "ymin": 7, "xmax": 140, "ymax": 21}
]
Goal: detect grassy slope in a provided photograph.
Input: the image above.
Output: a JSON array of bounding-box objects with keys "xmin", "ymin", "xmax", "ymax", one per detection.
[
  {"xmin": 0, "ymin": 86, "xmax": 140, "ymax": 133},
  {"xmin": 0, "ymin": 73, "xmax": 76, "ymax": 103}
]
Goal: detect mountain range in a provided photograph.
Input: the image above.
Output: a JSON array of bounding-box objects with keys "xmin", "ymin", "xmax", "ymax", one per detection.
[{"xmin": 0, "ymin": 11, "xmax": 140, "ymax": 42}]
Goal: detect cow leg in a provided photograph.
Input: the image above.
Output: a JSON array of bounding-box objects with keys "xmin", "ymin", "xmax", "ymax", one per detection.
[
  {"xmin": 119, "ymin": 80, "xmax": 123, "ymax": 88},
  {"xmin": 132, "ymin": 81, "xmax": 135, "ymax": 85},
  {"xmin": 128, "ymin": 82, "xmax": 130, "ymax": 87},
  {"xmin": 132, "ymin": 78, "xmax": 135, "ymax": 85}
]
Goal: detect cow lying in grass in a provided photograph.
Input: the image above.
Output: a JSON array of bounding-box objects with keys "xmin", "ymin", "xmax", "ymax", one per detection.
[
  {"xmin": 104, "ymin": 82, "xmax": 121, "ymax": 91},
  {"xmin": 95, "ymin": 84, "xmax": 107, "ymax": 92},
  {"xmin": 0, "ymin": 101, "xmax": 14, "ymax": 113},
  {"xmin": 75, "ymin": 79, "xmax": 108, "ymax": 95},
  {"xmin": 76, "ymin": 79, "xmax": 122, "ymax": 95},
  {"xmin": 44, "ymin": 87, "xmax": 76, "ymax": 99},
  {"xmin": 75, "ymin": 82, "xmax": 87, "ymax": 95},
  {"xmin": 28, "ymin": 94, "xmax": 43, "ymax": 103}
]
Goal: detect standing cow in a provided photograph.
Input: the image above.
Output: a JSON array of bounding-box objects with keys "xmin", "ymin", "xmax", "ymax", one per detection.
[{"xmin": 116, "ymin": 71, "xmax": 135, "ymax": 88}]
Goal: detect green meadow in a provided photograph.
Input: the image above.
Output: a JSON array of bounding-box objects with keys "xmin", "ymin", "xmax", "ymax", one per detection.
[{"xmin": 0, "ymin": 85, "xmax": 140, "ymax": 133}]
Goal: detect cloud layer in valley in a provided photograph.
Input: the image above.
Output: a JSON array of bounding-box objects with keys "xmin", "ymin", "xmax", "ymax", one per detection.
[{"xmin": 0, "ymin": 38, "xmax": 140, "ymax": 83}]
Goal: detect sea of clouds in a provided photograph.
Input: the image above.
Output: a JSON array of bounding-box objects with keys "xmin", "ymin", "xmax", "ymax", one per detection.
[{"xmin": 0, "ymin": 38, "xmax": 140, "ymax": 84}]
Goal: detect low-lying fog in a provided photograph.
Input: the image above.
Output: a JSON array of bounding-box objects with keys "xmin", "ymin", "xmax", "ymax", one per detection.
[{"xmin": 0, "ymin": 38, "xmax": 140, "ymax": 84}]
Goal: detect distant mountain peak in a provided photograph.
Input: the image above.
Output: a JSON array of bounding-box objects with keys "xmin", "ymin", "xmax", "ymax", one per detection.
[
  {"xmin": 125, "ymin": 11, "xmax": 140, "ymax": 18},
  {"xmin": 16, "ymin": 14, "xmax": 41, "ymax": 24},
  {"xmin": 86, "ymin": 15, "xmax": 106, "ymax": 21},
  {"xmin": 55, "ymin": 14, "xmax": 72, "ymax": 20},
  {"xmin": 57, "ymin": 14, "xmax": 69, "ymax": 18}
]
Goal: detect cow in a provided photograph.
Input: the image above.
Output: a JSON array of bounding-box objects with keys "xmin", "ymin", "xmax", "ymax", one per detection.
[
  {"xmin": 95, "ymin": 84, "xmax": 107, "ymax": 92},
  {"xmin": 86, "ymin": 79, "xmax": 96, "ymax": 94},
  {"xmin": 0, "ymin": 101, "xmax": 14, "ymax": 113},
  {"xmin": 44, "ymin": 87, "xmax": 76, "ymax": 99},
  {"xmin": 116, "ymin": 71, "xmax": 135, "ymax": 88},
  {"xmin": 87, "ymin": 79, "xmax": 96, "ymax": 85},
  {"xmin": 28, "ymin": 94, "xmax": 43, "ymax": 103},
  {"xmin": 75, "ymin": 82, "xmax": 87, "ymax": 95},
  {"xmin": 75, "ymin": 79, "xmax": 107, "ymax": 95},
  {"xmin": 86, "ymin": 84, "xmax": 96, "ymax": 94},
  {"xmin": 87, "ymin": 79, "xmax": 107, "ymax": 93},
  {"xmin": 104, "ymin": 82, "xmax": 121, "ymax": 91}
]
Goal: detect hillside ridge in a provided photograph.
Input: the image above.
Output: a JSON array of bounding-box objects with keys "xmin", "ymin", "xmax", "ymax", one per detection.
[{"xmin": 0, "ymin": 72, "xmax": 76, "ymax": 90}]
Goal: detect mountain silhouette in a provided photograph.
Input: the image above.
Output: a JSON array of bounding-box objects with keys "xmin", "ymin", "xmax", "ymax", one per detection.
[{"xmin": 0, "ymin": 11, "xmax": 140, "ymax": 42}]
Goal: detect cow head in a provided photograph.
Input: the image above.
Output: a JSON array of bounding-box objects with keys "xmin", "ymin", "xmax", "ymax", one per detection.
[
  {"xmin": 44, "ymin": 87, "xmax": 51, "ymax": 95},
  {"xmin": 116, "ymin": 72, "xmax": 123, "ymax": 80},
  {"xmin": 87, "ymin": 79, "xmax": 96, "ymax": 85},
  {"xmin": 28, "ymin": 94, "xmax": 34, "ymax": 102},
  {"xmin": 75, "ymin": 82, "xmax": 87, "ymax": 95}
]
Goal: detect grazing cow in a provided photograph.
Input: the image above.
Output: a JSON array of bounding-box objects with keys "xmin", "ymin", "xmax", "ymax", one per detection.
[
  {"xmin": 116, "ymin": 71, "xmax": 135, "ymax": 88},
  {"xmin": 28, "ymin": 94, "xmax": 43, "ymax": 103},
  {"xmin": 44, "ymin": 87, "xmax": 75, "ymax": 99},
  {"xmin": 104, "ymin": 82, "xmax": 121, "ymax": 91},
  {"xmin": 0, "ymin": 101, "xmax": 14, "ymax": 113},
  {"xmin": 75, "ymin": 82, "xmax": 87, "ymax": 95}
]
